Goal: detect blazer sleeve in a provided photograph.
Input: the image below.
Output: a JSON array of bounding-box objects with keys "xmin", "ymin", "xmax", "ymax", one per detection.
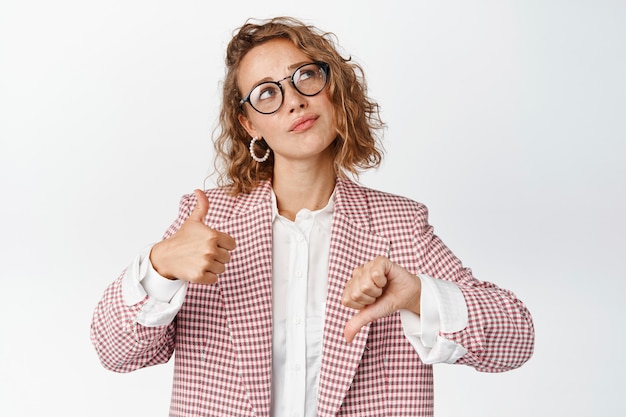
[
  {"xmin": 90, "ymin": 272, "xmax": 177, "ymax": 373},
  {"xmin": 411, "ymin": 203, "xmax": 535, "ymax": 372},
  {"xmin": 90, "ymin": 193, "xmax": 195, "ymax": 373}
]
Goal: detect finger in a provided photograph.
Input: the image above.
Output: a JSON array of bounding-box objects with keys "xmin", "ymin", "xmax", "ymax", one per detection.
[
  {"xmin": 195, "ymin": 271, "xmax": 219, "ymax": 285},
  {"xmin": 205, "ymin": 260, "xmax": 227, "ymax": 275},
  {"xmin": 189, "ymin": 189, "xmax": 210, "ymax": 222},
  {"xmin": 211, "ymin": 246, "xmax": 232, "ymax": 265},
  {"xmin": 342, "ymin": 292, "xmax": 377, "ymax": 309},
  {"xmin": 370, "ymin": 267, "xmax": 388, "ymax": 289},
  {"xmin": 370, "ymin": 256, "xmax": 393, "ymax": 288},
  {"xmin": 344, "ymin": 307, "xmax": 377, "ymax": 343},
  {"xmin": 344, "ymin": 298, "xmax": 395, "ymax": 343},
  {"xmin": 359, "ymin": 279, "xmax": 384, "ymax": 298},
  {"xmin": 215, "ymin": 231, "xmax": 237, "ymax": 251}
]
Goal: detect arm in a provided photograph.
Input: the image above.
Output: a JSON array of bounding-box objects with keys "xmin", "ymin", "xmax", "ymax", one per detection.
[
  {"xmin": 90, "ymin": 190, "xmax": 236, "ymax": 372},
  {"xmin": 410, "ymin": 204, "xmax": 534, "ymax": 372},
  {"xmin": 343, "ymin": 203, "xmax": 534, "ymax": 372},
  {"xmin": 89, "ymin": 249, "xmax": 180, "ymax": 373}
]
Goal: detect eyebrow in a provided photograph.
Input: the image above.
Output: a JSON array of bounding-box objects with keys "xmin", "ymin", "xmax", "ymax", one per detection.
[
  {"xmin": 249, "ymin": 61, "xmax": 311, "ymax": 87},
  {"xmin": 288, "ymin": 61, "xmax": 308, "ymax": 71}
]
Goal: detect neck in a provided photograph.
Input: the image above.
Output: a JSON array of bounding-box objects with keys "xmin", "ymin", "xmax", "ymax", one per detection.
[{"xmin": 272, "ymin": 157, "xmax": 336, "ymax": 221}]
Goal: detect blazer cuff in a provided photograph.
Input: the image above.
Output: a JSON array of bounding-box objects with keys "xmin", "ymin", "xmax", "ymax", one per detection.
[
  {"xmin": 121, "ymin": 244, "xmax": 187, "ymax": 327},
  {"xmin": 400, "ymin": 274, "xmax": 469, "ymax": 364}
]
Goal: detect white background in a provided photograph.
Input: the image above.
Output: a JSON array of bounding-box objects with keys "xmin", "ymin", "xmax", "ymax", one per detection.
[{"xmin": 1, "ymin": 1, "xmax": 625, "ymax": 416}]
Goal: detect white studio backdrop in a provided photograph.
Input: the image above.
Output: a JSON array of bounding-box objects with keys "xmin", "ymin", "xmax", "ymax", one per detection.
[{"xmin": 1, "ymin": 1, "xmax": 625, "ymax": 416}]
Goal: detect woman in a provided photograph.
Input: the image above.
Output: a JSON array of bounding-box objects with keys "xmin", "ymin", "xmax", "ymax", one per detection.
[{"xmin": 91, "ymin": 16, "xmax": 534, "ymax": 417}]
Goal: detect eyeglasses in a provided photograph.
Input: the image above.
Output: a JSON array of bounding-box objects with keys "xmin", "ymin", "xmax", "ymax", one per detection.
[{"xmin": 239, "ymin": 62, "xmax": 330, "ymax": 115}]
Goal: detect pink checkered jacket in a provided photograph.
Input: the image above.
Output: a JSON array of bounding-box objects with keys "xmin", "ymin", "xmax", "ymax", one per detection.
[{"xmin": 91, "ymin": 177, "xmax": 534, "ymax": 416}]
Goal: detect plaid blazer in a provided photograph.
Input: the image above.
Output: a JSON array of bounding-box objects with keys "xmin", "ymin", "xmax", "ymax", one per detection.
[{"xmin": 91, "ymin": 177, "xmax": 534, "ymax": 416}]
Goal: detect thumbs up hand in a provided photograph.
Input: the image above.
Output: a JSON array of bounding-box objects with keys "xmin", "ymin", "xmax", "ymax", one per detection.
[{"xmin": 149, "ymin": 189, "xmax": 237, "ymax": 285}]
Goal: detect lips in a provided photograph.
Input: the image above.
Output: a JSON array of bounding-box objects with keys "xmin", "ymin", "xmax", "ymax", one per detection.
[{"xmin": 289, "ymin": 114, "xmax": 318, "ymax": 132}]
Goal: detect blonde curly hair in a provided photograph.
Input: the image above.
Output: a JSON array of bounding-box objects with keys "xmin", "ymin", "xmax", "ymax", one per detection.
[{"xmin": 213, "ymin": 16, "xmax": 385, "ymax": 194}]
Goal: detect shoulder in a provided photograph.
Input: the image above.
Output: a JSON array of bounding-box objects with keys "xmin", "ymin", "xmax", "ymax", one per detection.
[
  {"xmin": 178, "ymin": 181, "xmax": 272, "ymax": 223},
  {"xmin": 177, "ymin": 186, "xmax": 236, "ymax": 210},
  {"xmin": 340, "ymin": 177, "xmax": 427, "ymax": 214},
  {"xmin": 366, "ymin": 187, "xmax": 429, "ymax": 230},
  {"xmin": 336, "ymin": 178, "xmax": 430, "ymax": 231}
]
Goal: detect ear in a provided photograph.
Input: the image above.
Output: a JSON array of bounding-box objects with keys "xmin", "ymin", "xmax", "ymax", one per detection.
[{"xmin": 238, "ymin": 113, "xmax": 260, "ymax": 139}]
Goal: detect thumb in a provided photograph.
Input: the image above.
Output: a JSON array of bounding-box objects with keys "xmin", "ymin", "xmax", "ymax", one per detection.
[
  {"xmin": 189, "ymin": 189, "xmax": 209, "ymax": 222},
  {"xmin": 344, "ymin": 298, "xmax": 396, "ymax": 343},
  {"xmin": 344, "ymin": 305, "xmax": 376, "ymax": 343}
]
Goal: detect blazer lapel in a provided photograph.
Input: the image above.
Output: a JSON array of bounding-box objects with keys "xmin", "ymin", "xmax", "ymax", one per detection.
[
  {"xmin": 206, "ymin": 179, "xmax": 388, "ymax": 416},
  {"xmin": 316, "ymin": 178, "xmax": 390, "ymax": 416},
  {"xmin": 211, "ymin": 182, "xmax": 274, "ymax": 417}
]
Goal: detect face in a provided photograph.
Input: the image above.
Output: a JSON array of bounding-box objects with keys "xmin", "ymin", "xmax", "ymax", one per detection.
[{"xmin": 237, "ymin": 38, "xmax": 337, "ymax": 168}]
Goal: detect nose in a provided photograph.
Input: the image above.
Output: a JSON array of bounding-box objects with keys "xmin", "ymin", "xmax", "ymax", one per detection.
[{"xmin": 281, "ymin": 80, "xmax": 307, "ymax": 113}]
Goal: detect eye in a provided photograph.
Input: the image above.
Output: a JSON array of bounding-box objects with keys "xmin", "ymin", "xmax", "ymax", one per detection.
[
  {"xmin": 256, "ymin": 83, "xmax": 280, "ymax": 101},
  {"xmin": 295, "ymin": 64, "xmax": 325, "ymax": 88},
  {"xmin": 299, "ymin": 68, "xmax": 316, "ymax": 81}
]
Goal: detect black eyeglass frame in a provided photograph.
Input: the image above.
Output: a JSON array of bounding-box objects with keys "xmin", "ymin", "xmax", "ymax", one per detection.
[{"xmin": 239, "ymin": 62, "xmax": 330, "ymax": 115}]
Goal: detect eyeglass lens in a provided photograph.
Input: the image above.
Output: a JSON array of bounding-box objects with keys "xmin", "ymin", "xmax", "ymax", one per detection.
[{"xmin": 247, "ymin": 63, "xmax": 328, "ymax": 114}]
